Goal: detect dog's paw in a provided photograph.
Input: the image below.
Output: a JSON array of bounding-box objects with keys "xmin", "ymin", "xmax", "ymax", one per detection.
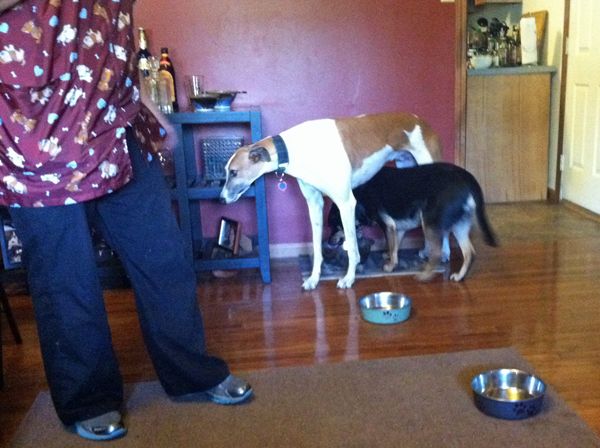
[
  {"xmin": 449, "ymin": 272, "xmax": 465, "ymax": 282},
  {"xmin": 415, "ymin": 270, "xmax": 436, "ymax": 282},
  {"xmin": 302, "ymin": 275, "xmax": 320, "ymax": 290},
  {"xmin": 383, "ymin": 262, "xmax": 396, "ymax": 273},
  {"xmin": 328, "ymin": 230, "xmax": 345, "ymax": 246},
  {"xmin": 441, "ymin": 251, "xmax": 450, "ymax": 263},
  {"xmin": 419, "ymin": 249, "xmax": 450, "ymax": 263},
  {"xmin": 336, "ymin": 275, "xmax": 355, "ymax": 289}
]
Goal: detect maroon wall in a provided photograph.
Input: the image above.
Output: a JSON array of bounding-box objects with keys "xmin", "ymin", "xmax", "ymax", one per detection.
[{"xmin": 135, "ymin": 0, "xmax": 456, "ymax": 245}]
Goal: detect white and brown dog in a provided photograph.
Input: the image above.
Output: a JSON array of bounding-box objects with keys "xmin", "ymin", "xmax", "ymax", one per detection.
[{"xmin": 220, "ymin": 112, "xmax": 441, "ymax": 290}]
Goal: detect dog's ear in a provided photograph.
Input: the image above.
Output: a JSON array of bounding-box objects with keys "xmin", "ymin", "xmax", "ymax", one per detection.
[{"xmin": 248, "ymin": 146, "xmax": 271, "ymax": 163}]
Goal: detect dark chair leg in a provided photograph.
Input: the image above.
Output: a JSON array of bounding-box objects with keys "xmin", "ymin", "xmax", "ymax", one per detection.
[
  {"xmin": 0, "ymin": 282, "xmax": 23, "ymax": 390},
  {"xmin": 0, "ymin": 283, "xmax": 22, "ymax": 344},
  {"xmin": 1, "ymin": 311, "xmax": 3, "ymax": 389}
]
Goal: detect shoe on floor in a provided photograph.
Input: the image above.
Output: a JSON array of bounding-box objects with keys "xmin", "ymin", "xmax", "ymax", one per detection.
[
  {"xmin": 74, "ymin": 410, "xmax": 127, "ymax": 441},
  {"xmin": 206, "ymin": 374, "xmax": 253, "ymax": 405}
]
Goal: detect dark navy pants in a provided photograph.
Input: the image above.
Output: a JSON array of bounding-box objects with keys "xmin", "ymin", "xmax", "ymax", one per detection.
[{"xmin": 9, "ymin": 130, "xmax": 229, "ymax": 425}]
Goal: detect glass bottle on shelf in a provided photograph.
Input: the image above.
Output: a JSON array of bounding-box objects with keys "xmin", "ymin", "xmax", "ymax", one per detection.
[
  {"xmin": 137, "ymin": 27, "xmax": 152, "ymax": 79},
  {"xmin": 487, "ymin": 37, "xmax": 499, "ymax": 67},
  {"xmin": 497, "ymin": 29, "xmax": 508, "ymax": 67},
  {"xmin": 145, "ymin": 57, "xmax": 161, "ymax": 106},
  {"xmin": 147, "ymin": 57, "xmax": 172, "ymax": 114},
  {"xmin": 513, "ymin": 25, "xmax": 521, "ymax": 66},
  {"xmin": 159, "ymin": 48, "xmax": 179, "ymax": 112}
]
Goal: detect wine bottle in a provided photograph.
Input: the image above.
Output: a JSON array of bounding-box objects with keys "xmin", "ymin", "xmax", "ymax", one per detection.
[
  {"xmin": 158, "ymin": 47, "xmax": 179, "ymax": 112},
  {"xmin": 137, "ymin": 27, "xmax": 151, "ymax": 78}
]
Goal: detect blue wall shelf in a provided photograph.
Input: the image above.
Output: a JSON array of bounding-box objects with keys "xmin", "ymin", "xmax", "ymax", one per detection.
[{"xmin": 168, "ymin": 109, "xmax": 271, "ymax": 283}]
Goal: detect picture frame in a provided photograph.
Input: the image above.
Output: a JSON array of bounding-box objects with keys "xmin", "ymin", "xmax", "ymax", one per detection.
[
  {"xmin": 216, "ymin": 217, "xmax": 241, "ymax": 255},
  {"xmin": 0, "ymin": 211, "xmax": 23, "ymax": 270}
]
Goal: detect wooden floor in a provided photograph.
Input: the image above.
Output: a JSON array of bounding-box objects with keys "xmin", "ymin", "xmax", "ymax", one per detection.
[{"xmin": 1, "ymin": 202, "xmax": 600, "ymax": 445}]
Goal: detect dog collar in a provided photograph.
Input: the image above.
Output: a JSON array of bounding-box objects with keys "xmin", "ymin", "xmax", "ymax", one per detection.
[
  {"xmin": 273, "ymin": 134, "xmax": 289, "ymax": 191},
  {"xmin": 273, "ymin": 134, "xmax": 289, "ymax": 171}
]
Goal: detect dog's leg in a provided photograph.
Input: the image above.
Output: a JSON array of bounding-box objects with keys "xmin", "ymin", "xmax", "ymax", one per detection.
[
  {"xmin": 390, "ymin": 229, "xmax": 407, "ymax": 270},
  {"xmin": 334, "ymin": 195, "xmax": 359, "ymax": 289},
  {"xmin": 415, "ymin": 225, "xmax": 442, "ymax": 282},
  {"xmin": 441, "ymin": 236, "xmax": 450, "ymax": 262},
  {"xmin": 419, "ymin": 235, "xmax": 451, "ymax": 263},
  {"xmin": 380, "ymin": 214, "xmax": 402, "ymax": 272},
  {"xmin": 297, "ymin": 180, "xmax": 325, "ymax": 290},
  {"xmin": 449, "ymin": 221, "xmax": 475, "ymax": 282}
]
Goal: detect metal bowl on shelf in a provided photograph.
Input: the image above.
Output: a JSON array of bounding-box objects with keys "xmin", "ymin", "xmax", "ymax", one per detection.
[
  {"xmin": 471, "ymin": 368, "xmax": 546, "ymax": 420},
  {"xmin": 470, "ymin": 53, "xmax": 493, "ymax": 69},
  {"xmin": 205, "ymin": 90, "xmax": 247, "ymax": 111},
  {"xmin": 189, "ymin": 93, "xmax": 219, "ymax": 112},
  {"xmin": 358, "ymin": 292, "xmax": 412, "ymax": 324}
]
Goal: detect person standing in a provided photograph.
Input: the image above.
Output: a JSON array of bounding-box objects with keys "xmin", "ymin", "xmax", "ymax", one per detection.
[{"xmin": 0, "ymin": 0, "xmax": 252, "ymax": 441}]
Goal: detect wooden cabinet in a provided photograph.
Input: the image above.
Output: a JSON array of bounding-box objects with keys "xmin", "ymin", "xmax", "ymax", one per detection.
[{"xmin": 466, "ymin": 71, "xmax": 551, "ymax": 203}]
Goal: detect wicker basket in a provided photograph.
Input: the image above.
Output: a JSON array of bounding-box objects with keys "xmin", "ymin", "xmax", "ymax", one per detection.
[{"xmin": 200, "ymin": 137, "xmax": 244, "ymax": 182}]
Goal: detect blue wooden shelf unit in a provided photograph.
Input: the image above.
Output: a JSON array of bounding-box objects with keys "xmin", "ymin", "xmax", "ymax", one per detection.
[{"xmin": 168, "ymin": 109, "xmax": 271, "ymax": 283}]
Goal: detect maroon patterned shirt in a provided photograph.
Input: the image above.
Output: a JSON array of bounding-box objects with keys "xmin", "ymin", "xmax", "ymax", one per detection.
[{"xmin": 0, "ymin": 0, "xmax": 165, "ymax": 207}]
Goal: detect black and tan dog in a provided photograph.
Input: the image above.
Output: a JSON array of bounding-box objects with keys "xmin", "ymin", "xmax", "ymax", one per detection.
[{"xmin": 330, "ymin": 163, "xmax": 497, "ymax": 281}]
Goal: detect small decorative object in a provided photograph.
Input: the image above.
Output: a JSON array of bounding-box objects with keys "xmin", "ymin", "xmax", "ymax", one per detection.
[
  {"xmin": 200, "ymin": 137, "xmax": 244, "ymax": 185},
  {"xmin": 238, "ymin": 233, "xmax": 253, "ymax": 254},
  {"xmin": 211, "ymin": 268, "xmax": 238, "ymax": 278},
  {"xmin": 217, "ymin": 217, "xmax": 241, "ymax": 255},
  {"xmin": 276, "ymin": 171, "xmax": 287, "ymax": 191},
  {"xmin": 470, "ymin": 53, "xmax": 493, "ymax": 70},
  {"xmin": 210, "ymin": 245, "xmax": 239, "ymax": 278},
  {"xmin": 186, "ymin": 74, "xmax": 218, "ymax": 112},
  {"xmin": 0, "ymin": 216, "xmax": 23, "ymax": 270},
  {"xmin": 186, "ymin": 74, "xmax": 204, "ymax": 97},
  {"xmin": 521, "ymin": 11, "xmax": 547, "ymax": 65},
  {"xmin": 520, "ymin": 16, "xmax": 538, "ymax": 65}
]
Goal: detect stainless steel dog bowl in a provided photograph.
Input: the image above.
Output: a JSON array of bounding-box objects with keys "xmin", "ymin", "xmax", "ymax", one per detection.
[
  {"xmin": 471, "ymin": 368, "xmax": 546, "ymax": 420},
  {"xmin": 358, "ymin": 292, "xmax": 412, "ymax": 324}
]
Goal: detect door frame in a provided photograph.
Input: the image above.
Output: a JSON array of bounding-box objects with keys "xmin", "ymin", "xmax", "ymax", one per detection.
[
  {"xmin": 551, "ymin": 0, "xmax": 570, "ymax": 202},
  {"xmin": 453, "ymin": 0, "xmax": 570, "ymax": 204},
  {"xmin": 454, "ymin": 0, "xmax": 468, "ymax": 168}
]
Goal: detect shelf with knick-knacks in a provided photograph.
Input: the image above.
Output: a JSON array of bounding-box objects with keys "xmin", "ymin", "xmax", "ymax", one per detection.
[
  {"xmin": 468, "ymin": 0, "xmax": 548, "ymax": 70},
  {"xmin": 167, "ymin": 108, "xmax": 271, "ymax": 283}
]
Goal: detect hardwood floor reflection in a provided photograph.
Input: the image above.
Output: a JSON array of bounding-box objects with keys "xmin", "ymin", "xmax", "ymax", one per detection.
[{"xmin": 1, "ymin": 202, "xmax": 600, "ymax": 444}]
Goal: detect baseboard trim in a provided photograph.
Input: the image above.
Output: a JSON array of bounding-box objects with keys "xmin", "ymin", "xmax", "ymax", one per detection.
[
  {"xmin": 269, "ymin": 235, "xmax": 425, "ymax": 259},
  {"xmin": 268, "ymin": 243, "xmax": 312, "ymax": 259},
  {"xmin": 562, "ymin": 199, "xmax": 600, "ymax": 223}
]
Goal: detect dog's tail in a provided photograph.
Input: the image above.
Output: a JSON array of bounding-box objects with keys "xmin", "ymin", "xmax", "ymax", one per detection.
[{"xmin": 466, "ymin": 171, "xmax": 498, "ymax": 247}]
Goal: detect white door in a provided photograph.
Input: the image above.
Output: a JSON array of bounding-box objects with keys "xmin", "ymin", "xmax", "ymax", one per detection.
[{"xmin": 561, "ymin": 0, "xmax": 600, "ymax": 213}]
